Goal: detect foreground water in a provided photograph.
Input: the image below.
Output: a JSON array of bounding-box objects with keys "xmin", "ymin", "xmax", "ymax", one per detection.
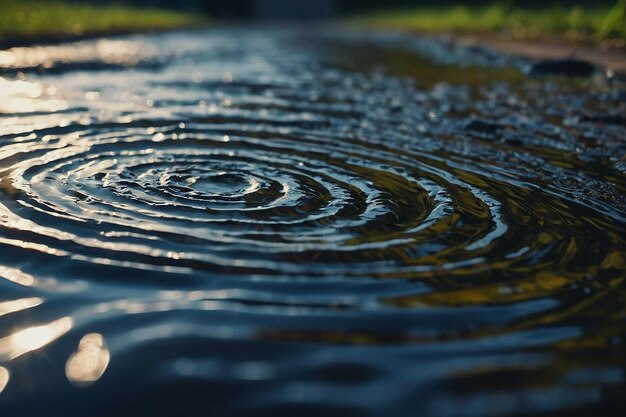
[{"xmin": 0, "ymin": 27, "xmax": 624, "ymax": 416}]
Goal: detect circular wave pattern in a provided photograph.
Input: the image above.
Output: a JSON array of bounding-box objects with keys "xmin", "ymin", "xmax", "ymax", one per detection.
[
  {"xmin": 3, "ymin": 119, "xmax": 622, "ymax": 282},
  {"xmin": 0, "ymin": 122, "xmax": 513, "ymax": 275},
  {"xmin": 0, "ymin": 29, "xmax": 625, "ymax": 417}
]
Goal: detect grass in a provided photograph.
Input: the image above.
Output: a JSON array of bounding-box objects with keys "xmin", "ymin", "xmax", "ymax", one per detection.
[
  {"xmin": 0, "ymin": 0, "xmax": 207, "ymax": 46},
  {"xmin": 351, "ymin": 0, "xmax": 626, "ymax": 41}
]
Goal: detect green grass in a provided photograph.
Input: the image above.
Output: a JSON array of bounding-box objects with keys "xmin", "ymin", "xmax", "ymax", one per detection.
[
  {"xmin": 0, "ymin": 0, "xmax": 207, "ymax": 45},
  {"xmin": 352, "ymin": 0, "xmax": 626, "ymax": 41}
]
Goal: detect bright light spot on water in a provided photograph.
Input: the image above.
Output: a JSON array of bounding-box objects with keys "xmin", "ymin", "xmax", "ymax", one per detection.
[
  {"xmin": 0, "ymin": 77, "xmax": 67, "ymax": 114},
  {"xmin": 6, "ymin": 79, "xmax": 42, "ymax": 98},
  {"xmin": 0, "ymin": 266, "xmax": 36, "ymax": 287},
  {"xmin": 0, "ymin": 39, "xmax": 154, "ymax": 70},
  {"xmin": 0, "ymin": 297, "xmax": 43, "ymax": 318},
  {"xmin": 85, "ymin": 91, "xmax": 100, "ymax": 101},
  {"xmin": 65, "ymin": 333, "xmax": 110, "ymax": 387},
  {"xmin": 0, "ymin": 367, "xmax": 9, "ymax": 395},
  {"xmin": 0, "ymin": 51, "xmax": 16, "ymax": 67},
  {"xmin": 0, "ymin": 317, "xmax": 73, "ymax": 360},
  {"xmin": 246, "ymin": 178, "xmax": 261, "ymax": 193}
]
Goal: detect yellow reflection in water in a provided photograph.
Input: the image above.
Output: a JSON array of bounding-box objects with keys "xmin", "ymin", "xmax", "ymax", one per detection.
[
  {"xmin": 0, "ymin": 317, "xmax": 73, "ymax": 361},
  {"xmin": 65, "ymin": 333, "xmax": 110, "ymax": 387},
  {"xmin": 0, "ymin": 76, "xmax": 67, "ymax": 114},
  {"xmin": 0, "ymin": 40, "xmax": 150, "ymax": 69},
  {"xmin": 0, "ymin": 297, "xmax": 43, "ymax": 318},
  {"xmin": 0, "ymin": 367, "xmax": 9, "ymax": 394},
  {"xmin": 0, "ymin": 266, "xmax": 36, "ymax": 287}
]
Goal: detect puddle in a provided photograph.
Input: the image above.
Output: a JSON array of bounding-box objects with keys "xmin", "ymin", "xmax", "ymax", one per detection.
[{"xmin": 0, "ymin": 27, "xmax": 624, "ymax": 416}]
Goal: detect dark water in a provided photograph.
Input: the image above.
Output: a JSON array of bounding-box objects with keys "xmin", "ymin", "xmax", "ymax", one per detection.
[{"xmin": 0, "ymin": 27, "xmax": 625, "ymax": 416}]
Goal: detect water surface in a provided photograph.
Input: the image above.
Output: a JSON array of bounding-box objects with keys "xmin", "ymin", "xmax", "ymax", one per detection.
[{"xmin": 0, "ymin": 27, "xmax": 624, "ymax": 416}]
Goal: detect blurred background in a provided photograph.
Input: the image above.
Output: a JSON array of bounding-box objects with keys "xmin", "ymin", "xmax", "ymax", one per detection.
[
  {"xmin": 2, "ymin": 0, "xmax": 624, "ymax": 19},
  {"xmin": 1, "ymin": 1, "xmax": 625, "ymax": 51},
  {"xmin": 46, "ymin": 0, "xmax": 624, "ymax": 19}
]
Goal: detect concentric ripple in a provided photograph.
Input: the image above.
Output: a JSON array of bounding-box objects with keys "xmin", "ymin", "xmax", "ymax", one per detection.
[{"xmin": 0, "ymin": 28, "xmax": 624, "ymax": 417}]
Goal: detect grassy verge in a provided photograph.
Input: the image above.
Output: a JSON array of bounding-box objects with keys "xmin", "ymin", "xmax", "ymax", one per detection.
[
  {"xmin": 0, "ymin": 0, "xmax": 207, "ymax": 46},
  {"xmin": 351, "ymin": 0, "xmax": 626, "ymax": 41}
]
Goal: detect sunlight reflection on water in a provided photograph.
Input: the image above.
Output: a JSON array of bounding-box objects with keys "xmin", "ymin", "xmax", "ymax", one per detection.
[
  {"xmin": 0, "ymin": 39, "xmax": 154, "ymax": 70},
  {"xmin": 0, "ymin": 317, "xmax": 73, "ymax": 361},
  {"xmin": 0, "ymin": 367, "xmax": 9, "ymax": 395},
  {"xmin": 65, "ymin": 333, "xmax": 110, "ymax": 387},
  {"xmin": 0, "ymin": 77, "xmax": 67, "ymax": 114}
]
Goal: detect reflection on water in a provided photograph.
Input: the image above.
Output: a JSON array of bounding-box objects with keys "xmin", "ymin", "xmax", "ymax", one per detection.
[
  {"xmin": 0, "ymin": 266, "xmax": 36, "ymax": 287},
  {"xmin": 0, "ymin": 28, "xmax": 624, "ymax": 416},
  {"xmin": 0, "ymin": 297, "xmax": 43, "ymax": 318},
  {"xmin": 0, "ymin": 367, "xmax": 8, "ymax": 395},
  {"xmin": 0, "ymin": 317, "xmax": 73, "ymax": 361},
  {"xmin": 65, "ymin": 333, "xmax": 110, "ymax": 387},
  {"xmin": 0, "ymin": 39, "xmax": 156, "ymax": 72},
  {"xmin": 0, "ymin": 77, "xmax": 67, "ymax": 114}
]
